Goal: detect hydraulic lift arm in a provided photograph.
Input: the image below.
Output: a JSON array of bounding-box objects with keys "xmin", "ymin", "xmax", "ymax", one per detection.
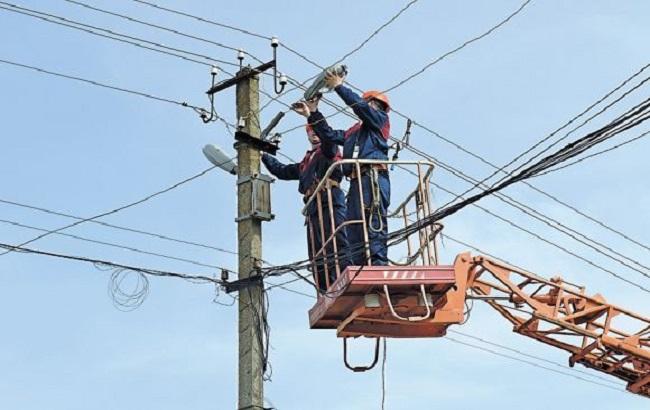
[{"xmin": 461, "ymin": 255, "xmax": 650, "ymax": 397}]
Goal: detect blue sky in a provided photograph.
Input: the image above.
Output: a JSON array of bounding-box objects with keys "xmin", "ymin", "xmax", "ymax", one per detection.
[{"xmin": 1, "ymin": 1, "xmax": 649, "ymax": 409}]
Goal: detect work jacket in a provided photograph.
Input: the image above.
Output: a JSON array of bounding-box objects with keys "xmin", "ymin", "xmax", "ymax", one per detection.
[
  {"xmin": 261, "ymin": 142, "xmax": 343, "ymax": 213},
  {"xmin": 308, "ymin": 85, "xmax": 390, "ymax": 176}
]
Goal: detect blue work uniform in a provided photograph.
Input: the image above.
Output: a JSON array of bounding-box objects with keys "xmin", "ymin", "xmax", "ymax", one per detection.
[
  {"xmin": 262, "ymin": 143, "xmax": 349, "ymax": 291},
  {"xmin": 308, "ymin": 85, "xmax": 391, "ymax": 266}
]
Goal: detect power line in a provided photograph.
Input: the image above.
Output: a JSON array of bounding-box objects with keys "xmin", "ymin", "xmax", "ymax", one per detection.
[
  {"xmin": 0, "ymin": 198, "xmax": 238, "ymax": 256},
  {"xmin": 443, "ymin": 65, "xmax": 650, "ymax": 207},
  {"xmin": 447, "ymin": 329, "xmax": 624, "ymax": 386},
  {"xmin": 403, "ymin": 161, "xmax": 650, "ymax": 288},
  {"xmin": 260, "ymin": 0, "xmax": 420, "ymax": 111},
  {"xmin": 0, "ymin": 241, "xmax": 224, "ymax": 284},
  {"xmin": 534, "ymin": 129, "xmax": 650, "ymax": 178},
  {"xmin": 0, "ymin": 58, "xmax": 202, "ymax": 110},
  {"xmin": 444, "ymin": 336, "xmax": 627, "ymax": 393},
  {"xmin": 427, "ymin": 153, "xmax": 650, "ymax": 279},
  {"xmin": 63, "ymin": 0, "xmax": 246, "ymax": 55},
  {"xmin": 0, "ymin": 165, "xmax": 220, "ymax": 256},
  {"xmin": 0, "ymin": 217, "xmax": 230, "ymax": 271},
  {"xmin": 383, "ymin": 0, "xmax": 533, "ymax": 93},
  {"xmin": 0, "ymin": 2, "xmax": 236, "ymax": 68},
  {"xmin": 385, "ymin": 101, "xmax": 650, "ymax": 293},
  {"xmin": 130, "ymin": 0, "xmax": 271, "ymax": 40}
]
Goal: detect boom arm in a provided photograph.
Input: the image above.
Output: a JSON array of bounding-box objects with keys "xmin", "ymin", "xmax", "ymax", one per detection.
[{"xmin": 460, "ymin": 254, "xmax": 650, "ymax": 397}]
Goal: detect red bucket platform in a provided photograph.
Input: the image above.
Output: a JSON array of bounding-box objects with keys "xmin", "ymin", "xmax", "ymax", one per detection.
[{"xmin": 308, "ymin": 265, "xmax": 464, "ymax": 338}]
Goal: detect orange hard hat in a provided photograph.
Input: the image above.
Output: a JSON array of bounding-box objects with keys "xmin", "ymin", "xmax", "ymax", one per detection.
[{"xmin": 362, "ymin": 90, "xmax": 390, "ymax": 112}]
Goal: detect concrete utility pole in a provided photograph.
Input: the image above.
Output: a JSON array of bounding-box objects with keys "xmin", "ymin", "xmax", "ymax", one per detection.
[
  {"xmin": 235, "ymin": 66, "xmax": 265, "ymax": 410},
  {"xmin": 206, "ymin": 61, "xmax": 277, "ymax": 410}
]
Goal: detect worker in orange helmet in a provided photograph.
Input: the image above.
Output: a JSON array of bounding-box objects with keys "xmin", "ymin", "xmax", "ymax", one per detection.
[
  {"xmin": 295, "ymin": 71, "xmax": 391, "ymax": 266},
  {"xmin": 261, "ymin": 120, "xmax": 349, "ymax": 292}
]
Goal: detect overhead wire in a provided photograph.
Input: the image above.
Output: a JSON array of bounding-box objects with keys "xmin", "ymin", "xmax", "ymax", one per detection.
[
  {"xmin": 447, "ymin": 329, "xmax": 624, "ymax": 386},
  {"xmin": 0, "ymin": 164, "xmax": 223, "ymax": 256},
  {"xmin": 441, "ymin": 65, "xmax": 650, "ymax": 208},
  {"xmin": 0, "ymin": 197, "xmax": 238, "ymax": 256},
  {"xmin": 63, "ymin": 0, "xmax": 246, "ymax": 55},
  {"xmin": 395, "ymin": 159, "xmax": 650, "ymax": 280},
  {"xmin": 444, "ymin": 336, "xmax": 627, "ymax": 393},
  {"xmin": 0, "ymin": 241, "xmax": 226, "ymax": 309},
  {"xmin": 130, "ymin": 0, "xmax": 272, "ymax": 41},
  {"xmin": 533, "ymin": 129, "xmax": 650, "ymax": 178},
  {"xmin": 0, "ymin": 58, "xmax": 202, "ymax": 110},
  {"xmin": 0, "ymin": 241, "xmax": 224, "ymax": 283},
  {"xmin": 0, "ymin": 217, "xmax": 230, "ymax": 271},
  {"xmin": 259, "ymin": 0, "xmax": 420, "ymax": 112},
  {"xmin": 383, "ymin": 0, "xmax": 533, "ymax": 93},
  {"xmin": 0, "ymin": 2, "xmax": 236, "ymax": 69}
]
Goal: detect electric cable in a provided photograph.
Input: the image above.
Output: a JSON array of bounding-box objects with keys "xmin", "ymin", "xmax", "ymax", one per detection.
[
  {"xmin": 0, "ymin": 163, "xmax": 226, "ymax": 256},
  {"xmin": 0, "ymin": 241, "xmax": 224, "ymax": 284},
  {"xmin": 444, "ymin": 336, "xmax": 627, "ymax": 393},
  {"xmin": 0, "ymin": 3, "xmax": 236, "ymax": 68},
  {"xmin": 130, "ymin": 0, "xmax": 271, "ymax": 40},
  {"xmin": 0, "ymin": 217, "xmax": 230, "ymax": 271},
  {"xmin": 534, "ymin": 129, "xmax": 650, "ymax": 178},
  {"xmin": 0, "ymin": 198, "xmax": 238, "ymax": 256},
  {"xmin": 63, "ymin": 0, "xmax": 247, "ymax": 56},
  {"xmin": 447, "ymin": 329, "xmax": 625, "ymax": 386},
  {"xmin": 442, "ymin": 66, "xmax": 650, "ymax": 208},
  {"xmin": 0, "ymin": 58, "xmax": 203, "ymax": 110}
]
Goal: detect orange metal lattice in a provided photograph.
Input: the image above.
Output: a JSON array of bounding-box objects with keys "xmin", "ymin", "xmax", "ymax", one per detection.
[{"xmin": 460, "ymin": 254, "xmax": 650, "ymax": 397}]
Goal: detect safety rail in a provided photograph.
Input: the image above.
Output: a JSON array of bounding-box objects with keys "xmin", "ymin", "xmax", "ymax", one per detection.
[{"xmin": 300, "ymin": 159, "xmax": 438, "ymax": 291}]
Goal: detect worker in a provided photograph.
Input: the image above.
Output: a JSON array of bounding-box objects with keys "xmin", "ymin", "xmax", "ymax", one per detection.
[
  {"xmin": 295, "ymin": 71, "xmax": 391, "ymax": 266},
  {"xmin": 261, "ymin": 120, "xmax": 349, "ymax": 291}
]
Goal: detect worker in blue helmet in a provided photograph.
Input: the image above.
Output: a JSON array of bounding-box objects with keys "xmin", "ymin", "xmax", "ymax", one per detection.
[
  {"xmin": 261, "ymin": 120, "xmax": 349, "ymax": 291},
  {"xmin": 296, "ymin": 71, "xmax": 391, "ymax": 266}
]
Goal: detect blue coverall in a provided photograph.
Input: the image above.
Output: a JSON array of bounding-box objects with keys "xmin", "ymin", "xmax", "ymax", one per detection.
[
  {"xmin": 308, "ymin": 85, "xmax": 391, "ymax": 266},
  {"xmin": 262, "ymin": 142, "xmax": 349, "ymax": 291}
]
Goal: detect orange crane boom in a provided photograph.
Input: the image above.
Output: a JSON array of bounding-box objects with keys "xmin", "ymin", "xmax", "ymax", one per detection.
[{"xmin": 460, "ymin": 253, "xmax": 650, "ymax": 397}]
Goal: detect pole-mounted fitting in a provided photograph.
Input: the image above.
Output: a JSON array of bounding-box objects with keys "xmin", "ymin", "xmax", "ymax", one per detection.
[
  {"xmin": 270, "ymin": 36, "xmax": 286, "ymax": 94},
  {"xmin": 237, "ymin": 49, "xmax": 245, "ymax": 69}
]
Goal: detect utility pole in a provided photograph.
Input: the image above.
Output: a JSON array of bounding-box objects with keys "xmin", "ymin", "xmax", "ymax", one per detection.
[
  {"xmin": 235, "ymin": 66, "xmax": 264, "ymax": 410},
  {"xmin": 206, "ymin": 60, "xmax": 278, "ymax": 410}
]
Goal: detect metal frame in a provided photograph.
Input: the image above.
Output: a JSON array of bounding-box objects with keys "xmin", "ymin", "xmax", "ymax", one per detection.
[
  {"xmin": 466, "ymin": 255, "xmax": 650, "ymax": 397},
  {"xmin": 301, "ymin": 159, "xmax": 438, "ymax": 291}
]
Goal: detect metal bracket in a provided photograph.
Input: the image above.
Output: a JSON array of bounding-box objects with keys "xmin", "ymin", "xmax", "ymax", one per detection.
[
  {"xmin": 235, "ymin": 131, "xmax": 279, "ymax": 155},
  {"xmin": 223, "ymin": 275, "xmax": 263, "ymax": 294},
  {"xmin": 343, "ymin": 337, "xmax": 380, "ymax": 372},
  {"xmin": 206, "ymin": 60, "xmax": 276, "ymax": 95}
]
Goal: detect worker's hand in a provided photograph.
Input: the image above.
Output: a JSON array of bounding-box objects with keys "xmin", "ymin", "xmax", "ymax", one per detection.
[
  {"xmin": 305, "ymin": 94, "xmax": 320, "ymax": 112},
  {"xmin": 325, "ymin": 69, "xmax": 344, "ymax": 89},
  {"xmin": 292, "ymin": 101, "xmax": 311, "ymax": 117}
]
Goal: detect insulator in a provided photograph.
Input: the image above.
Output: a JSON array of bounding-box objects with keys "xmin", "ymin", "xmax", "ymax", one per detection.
[
  {"xmin": 271, "ymin": 36, "xmax": 279, "ymax": 47},
  {"xmin": 211, "ymin": 65, "xmax": 219, "ymax": 76},
  {"xmin": 237, "ymin": 49, "xmax": 245, "ymax": 61},
  {"xmin": 238, "ymin": 117, "xmax": 246, "ymax": 129},
  {"xmin": 279, "ymin": 73, "xmax": 287, "ymax": 86}
]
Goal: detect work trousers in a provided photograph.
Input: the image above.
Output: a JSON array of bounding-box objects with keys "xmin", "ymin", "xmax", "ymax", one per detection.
[
  {"xmin": 346, "ymin": 171, "xmax": 390, "ymax": 266},
  {"xmin": 306, "ymin": 187, "xmax": 349, "ymax": 292}
]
